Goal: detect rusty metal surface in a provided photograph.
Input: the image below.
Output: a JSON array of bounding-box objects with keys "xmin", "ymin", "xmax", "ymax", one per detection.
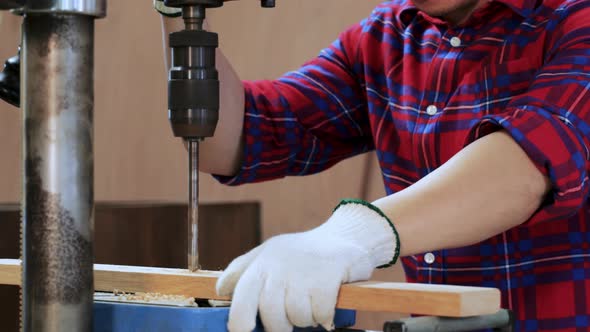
[{"xmin": 22, "ymin": 13, "xmax": 94, "ymax": 332}]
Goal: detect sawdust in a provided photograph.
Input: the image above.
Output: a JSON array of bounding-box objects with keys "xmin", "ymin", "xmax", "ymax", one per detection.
[{"xmin": 98, "ymin": 290, "xmax": 197, "ymax": 307}]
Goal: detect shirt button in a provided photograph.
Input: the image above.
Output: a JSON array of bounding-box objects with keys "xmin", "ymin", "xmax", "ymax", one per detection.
[
  {"xmin": 424, "ymin": 252, "xmax": 436, "ymax": 264},
  {"xmin": 426, "ymin": 105, "xmax": 438, "ymax": 115},
  {"xmin": 450, "ymin": 36, "xmax": 462, "ymax": 47}
]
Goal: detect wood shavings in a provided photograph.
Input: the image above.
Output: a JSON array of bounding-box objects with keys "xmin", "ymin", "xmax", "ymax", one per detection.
[{"xmin": 94, "ymin": 290, "xmax": 198, "ymax": 307}]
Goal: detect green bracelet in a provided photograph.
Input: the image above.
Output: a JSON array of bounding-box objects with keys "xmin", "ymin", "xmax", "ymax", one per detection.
[{"xmin": 334, "ymin": 198, "xmax": 401, "ymax": 268}]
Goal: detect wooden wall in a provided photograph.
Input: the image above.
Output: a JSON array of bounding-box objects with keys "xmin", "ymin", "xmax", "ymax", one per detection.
[{"xmin": 0, "ymin": 1, "xmax": 405, "ymax": 329}]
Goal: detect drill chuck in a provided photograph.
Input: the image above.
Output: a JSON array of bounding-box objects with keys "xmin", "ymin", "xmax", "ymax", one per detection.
[
  {"xmin": 166, "ymin": 0, "xmax": 276, "ymax": 139},
  {"xmin": 168, "ymin": 29, "xmax": 219, "ymax": 138}
]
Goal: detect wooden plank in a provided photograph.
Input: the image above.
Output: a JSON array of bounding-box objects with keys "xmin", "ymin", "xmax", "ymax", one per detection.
[
  {"xmin": 338, "ymin": 281, "xmax": 500, "ymax": 317},
  {"xmin": 0, "ymin": 259, "xmax": 19, "ymax": 285},
  {"xmin": 0, "ymin": 259, "xmax": 500, "ymax": 317},
  {"xmin": 95, "ymin": 263, "xmax": 222, "ymax": 302}
]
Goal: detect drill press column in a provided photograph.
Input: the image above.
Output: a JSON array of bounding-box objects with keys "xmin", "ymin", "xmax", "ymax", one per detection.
[{"xmin": 19, "ymin": 1, "xmax": 106, "ymax": 331}]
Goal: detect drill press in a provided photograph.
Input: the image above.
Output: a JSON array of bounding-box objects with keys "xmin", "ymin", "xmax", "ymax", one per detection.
[{"xmin": 165, "ymin": 0, "xmax": 275, "ymax": 272}]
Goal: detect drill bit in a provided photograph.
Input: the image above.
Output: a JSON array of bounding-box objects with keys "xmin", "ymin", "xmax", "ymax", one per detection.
[{"xmin": 188, "ymin": 139, "xmax": 200, "ymax": 272}]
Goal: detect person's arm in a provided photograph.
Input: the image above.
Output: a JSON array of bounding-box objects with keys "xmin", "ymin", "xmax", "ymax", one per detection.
[
  {"xmin": 374, "ymin": 130, "xmax": 550, "ymax": 256},
  {"xmin": 161, "ymin": 16, "xmax": 245, "ymax": 176},
  {"xmin": 216, "ymin": 131, "xmax": 551, "ymax": 332},
  {"xmin": 216, "ymin": 3, "xmax": 590, "ymax": 332},
  {"xmin": 163, "ymin": 15, "xmax": 376, "ymax": 186}
]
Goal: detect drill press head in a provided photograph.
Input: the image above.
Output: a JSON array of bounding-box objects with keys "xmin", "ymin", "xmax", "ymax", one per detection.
[
  {"xmin": 165, "ymin": 0, "xmax": 276, "ymax": 140},
  {"xmin": 165, "ymin": 0, "xmax": 221, "ymax": 140},
  {"xmin": 164, "ymin": 0, "xmax": 276, "ymax": 271}
]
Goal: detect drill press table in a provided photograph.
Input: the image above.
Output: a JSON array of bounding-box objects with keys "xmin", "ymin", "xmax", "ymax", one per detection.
[{"xmin": 93, "ymin": 300, "xmax": 355, "ymax": 332}]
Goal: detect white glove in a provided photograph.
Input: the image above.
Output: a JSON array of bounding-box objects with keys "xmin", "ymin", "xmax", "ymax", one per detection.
[{"xmin": 216, "ymin": 199, "xmax": 400, "ymax": 332}]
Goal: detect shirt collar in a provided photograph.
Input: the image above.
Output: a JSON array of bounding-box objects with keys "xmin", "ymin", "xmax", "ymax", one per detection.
[{"xmin": 397, "ymin": 0, "xmax": 538, "ymax": 26}]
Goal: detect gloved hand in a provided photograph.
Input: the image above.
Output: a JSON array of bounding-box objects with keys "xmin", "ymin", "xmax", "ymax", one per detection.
[
  {"xmin": 0, "ymin": 47, "xmax": 20, "ymax": 107},
  {"xmin": 216, "ymin": 199, "xmax": 400, "ymax": 332}
]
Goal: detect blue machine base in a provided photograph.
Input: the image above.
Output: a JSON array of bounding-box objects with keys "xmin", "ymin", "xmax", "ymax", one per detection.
[{"xmin": 94, "ymin": 301, "xmax": 356, "ymax": 332}]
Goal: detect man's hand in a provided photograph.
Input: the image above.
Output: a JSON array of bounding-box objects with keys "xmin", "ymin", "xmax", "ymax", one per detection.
[{"xmin": 216, "ymin": 201, "xmax": 398, "ymax": 332}]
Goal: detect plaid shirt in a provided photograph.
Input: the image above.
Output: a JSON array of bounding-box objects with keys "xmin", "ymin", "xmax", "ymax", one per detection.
[{"xmin": 216, "ymin": 0, "xmax": 590, "ymax": 330}]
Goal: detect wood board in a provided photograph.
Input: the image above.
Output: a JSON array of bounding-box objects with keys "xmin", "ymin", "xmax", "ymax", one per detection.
[{"xmin": 0, "ymin": 259, "xmax": 500, "ymax": 317}]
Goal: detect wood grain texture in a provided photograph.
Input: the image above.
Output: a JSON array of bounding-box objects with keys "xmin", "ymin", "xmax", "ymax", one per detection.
[
  {"xmin": 338, "ymin": 282, "xmax": 501, "ymax": 317},
  {"xmin": 0, "ymin": 259, "xmax": 501, "ymax": 317}
]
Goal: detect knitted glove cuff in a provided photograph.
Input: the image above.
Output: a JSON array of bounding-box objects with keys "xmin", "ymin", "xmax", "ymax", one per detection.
[{"xmin": 333, "ymin": 198, "xmax": 401, "ymax": 268}]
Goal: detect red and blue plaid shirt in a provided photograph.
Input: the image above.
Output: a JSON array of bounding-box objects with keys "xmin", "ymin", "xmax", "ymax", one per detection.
[{"xmin": 216, "ymin": 0, "xmax": 590, "ymax": 330}]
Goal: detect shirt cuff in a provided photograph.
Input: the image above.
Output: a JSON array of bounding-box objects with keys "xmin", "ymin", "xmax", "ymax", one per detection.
[{"xmin": 467, "ymin": 105, "xmax": 589, "ymax": 224}]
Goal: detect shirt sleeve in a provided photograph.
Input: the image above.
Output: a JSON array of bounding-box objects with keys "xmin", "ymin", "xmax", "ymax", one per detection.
[
  {"xmin": 214, "ymin": 19, "xmax": 374, "ymax": 185},
  {"xmin": 468, "ymin": 1, "xmax": 590, "ymax": 225}
]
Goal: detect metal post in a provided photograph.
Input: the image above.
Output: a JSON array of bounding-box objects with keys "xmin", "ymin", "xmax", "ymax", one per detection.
[{"xmin": 20, "ymin": 1, "xmax": 106, "ymax": 331}]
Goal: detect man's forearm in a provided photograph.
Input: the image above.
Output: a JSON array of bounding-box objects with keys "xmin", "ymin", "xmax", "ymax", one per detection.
[
  {"xmin": 161, "ymin": 16, "xmax": 244, "ymax": 176},
  {"xmin": 373, "ymin": 131, "xmax": 551, "ymax": 257}
]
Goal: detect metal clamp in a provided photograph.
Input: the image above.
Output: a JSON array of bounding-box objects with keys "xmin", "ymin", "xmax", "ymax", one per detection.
[
  {"xmin": 383, "ymin": 309, "xmax": 514, "ymax": 332},
  {"xmin": 14, "ymin": 0, "xmax": 107, "ymax": 17}
]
